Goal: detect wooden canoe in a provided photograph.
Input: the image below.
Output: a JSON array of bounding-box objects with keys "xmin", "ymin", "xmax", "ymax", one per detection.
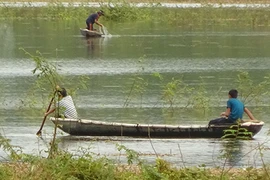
[
  {"xmin": 50, "ymin": 118, "xmax": 264, "ymax": 138},
  {"xmin": 80, "ymin": 28, "xmax": 103, "ymax": 38}
]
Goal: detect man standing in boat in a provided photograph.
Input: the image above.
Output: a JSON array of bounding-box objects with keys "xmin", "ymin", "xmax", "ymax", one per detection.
[
  {"xmin": 86, "ymin": 10, "xmax": 104, "ymax": 31},
  {"xmin": 45, "ymin": 87, "xmax": 78, "ymax": 119},
  {"xmin": 208, "ymin": 89, "xmax": 255, "ymax": 126}
]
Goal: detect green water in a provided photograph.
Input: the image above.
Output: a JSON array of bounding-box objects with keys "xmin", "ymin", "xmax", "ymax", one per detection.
[{"xmin": 0, "ymin": 19, "xmax": 269, "ymax": 167}]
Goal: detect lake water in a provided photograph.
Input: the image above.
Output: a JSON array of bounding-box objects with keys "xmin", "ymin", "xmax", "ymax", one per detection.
[{"xmin": 0, "ymin": 18, "xmax": 270, "ymax": 168}]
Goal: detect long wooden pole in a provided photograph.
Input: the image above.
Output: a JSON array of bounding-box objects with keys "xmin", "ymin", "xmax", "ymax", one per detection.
[{"xmin": 36, "ymin": 91, "xmax": 56, "ymax": 136}]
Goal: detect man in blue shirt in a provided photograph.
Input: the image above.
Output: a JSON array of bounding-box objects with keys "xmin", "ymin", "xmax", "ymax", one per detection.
[
  {"xmin": 208, "ymin": 89, "xmax": 255, "ymax": 126},
  {"xmin": 86, "ymin": 10, "xmax": 104, "ymax": 31}
]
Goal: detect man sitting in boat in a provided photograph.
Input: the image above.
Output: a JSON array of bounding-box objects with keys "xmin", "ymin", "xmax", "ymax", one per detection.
[
  {"xmin": 45, "ymin": 87, "xmax": 78, "ymax": 119},
  {"xmin": 208, "ymin": 89, "xmax": 255, "ymax": 126},
  {"xmin": 86, "ymin": 10, "xmax": 104, "ymax": 31}
]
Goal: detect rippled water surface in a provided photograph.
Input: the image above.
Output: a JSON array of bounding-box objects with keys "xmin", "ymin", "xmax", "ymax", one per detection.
[{"xmin": 0, "ymin": 19, "xmax": 270, "ymax": 167}]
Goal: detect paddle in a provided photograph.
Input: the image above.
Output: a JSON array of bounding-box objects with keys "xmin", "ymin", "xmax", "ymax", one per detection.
[{"xmin": 36, "ymin": 91, "xmax": 56, "ymax": 136}]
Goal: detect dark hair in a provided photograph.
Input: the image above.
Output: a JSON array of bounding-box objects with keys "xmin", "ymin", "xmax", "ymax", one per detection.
[
  {"xmin": 228, "ymin": 89, "xmax": 238, "ymax": 98},
  {"xmin": 58, "ymin": 88, "xmax": 67, "ymax": 97},
  {"xmin": 98, "ymin": 10, "xmax": 104, "ymax": 16}
]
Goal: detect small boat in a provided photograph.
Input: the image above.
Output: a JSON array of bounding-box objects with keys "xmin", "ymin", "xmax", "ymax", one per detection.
[
  {"xmin": 50, "ymin": 117, "xmax": 264, "ymax": 138},
  {"xmin": 80, "ymin": 28, "xmax": 103, "ymax": 38}
]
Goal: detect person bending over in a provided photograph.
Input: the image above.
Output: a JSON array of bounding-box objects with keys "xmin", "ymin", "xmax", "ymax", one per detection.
[{"xmin": 86, "ymin": 10, "xmax": 104, "ymax": 31}]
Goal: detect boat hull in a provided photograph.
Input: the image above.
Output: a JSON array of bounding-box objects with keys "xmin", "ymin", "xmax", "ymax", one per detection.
[
  {"xmin": 80, "ymin": 28, "xmax": 103, "ymax": 37},
  {"xmin": 50, "ymin": 118, "xmax": 264, "ymax": 138}
]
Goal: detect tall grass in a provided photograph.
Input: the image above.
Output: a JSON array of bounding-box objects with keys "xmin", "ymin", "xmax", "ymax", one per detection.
[{"xmin": 0, "ymin": 134, "xmax": 269, "ymax": 180}]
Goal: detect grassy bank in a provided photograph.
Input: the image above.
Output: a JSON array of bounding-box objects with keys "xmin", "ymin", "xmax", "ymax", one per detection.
[
  {"xmin": 3, "ymin": 0, "xmax": 270, "ymax": 3},
  {"xmin": 0, "ymin": 143, "xmax": 269, "ymax": 180},
  {"xmin": 1, "ymin": 131, "xmax": 270, "ymax": 180},
  {"xmin": 1, "ymin": 161, "xmax": 269, "ymax": 180}
]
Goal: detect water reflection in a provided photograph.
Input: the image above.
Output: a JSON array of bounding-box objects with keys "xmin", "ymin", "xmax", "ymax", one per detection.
[
  {"xmin": 85, "ymin": 37, "xmax": 104, "ymax": 58},
  {"xmin": 0, "ymin": 22, "xmax": 15, "ymax": 58},
  {"xmin": 84, "ymin": 36, "xmax": 112, "ymax": 58},
  {"xmin": 220, "ymin": 140, "xmax": 244, "ymax": 167}
]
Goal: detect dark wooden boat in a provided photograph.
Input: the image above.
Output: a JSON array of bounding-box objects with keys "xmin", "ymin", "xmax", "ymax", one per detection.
[
  {"xmin": 50, "ymin": 118, "xmax": 264, "ymax": 138},
  {"xmin": 80, "ymin": 28, "xmax": 103, "ymax": 37}
]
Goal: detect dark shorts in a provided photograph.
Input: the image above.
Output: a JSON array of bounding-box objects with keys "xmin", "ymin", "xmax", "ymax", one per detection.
[
  {"xmin": 208, "ymin": 117, "xmax": 236, "ymax": 126},
  {"xmin": 86, "ymin": 21, "xmax": 94, "ymax": 30}
]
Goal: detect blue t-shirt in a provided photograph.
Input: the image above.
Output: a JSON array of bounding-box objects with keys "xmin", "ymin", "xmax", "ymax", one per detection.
[
  {"xmin": 86, "ymin": 13, "xmax": 98, "ymax": 24},
  {"xmin": 227, "ymin": 98, "xmax": 244, "ymax": 122}
]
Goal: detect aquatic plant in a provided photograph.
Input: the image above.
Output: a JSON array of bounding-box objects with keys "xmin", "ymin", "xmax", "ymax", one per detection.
[
  {"xmin": 123, "ymin": 56, "xmax": 148, "ymax": 108},
  {"xmin": 189, "ymin": 76, "xmax": 210, "ymax": 115},
  {"xmin": 20, "ymin": 48, "xmax": 61, "ymax": 89},
  {"xmin": 221, "ymin": 121, "xmax": 253, "ymax": 139},
  {"xmin": 19, "ymin": 48, "xmax": 60, "ymax": 117},
  {"xmin": 20, "ymin": 48, "xmax": 90, "ymax": 157},
  {"xmin": 20, "ymin": 48, "xmax": 62, "ymax": 157},
  {"xmin": 235, "ymin": 71, "xmax": 270, "ymax": 107},
  {"xmin": 161, "ymin": 78, "xmax": 182, "ymax": 109},
  {"xmin": 20, "ymin": 48, "xmax": 89, "ymax": 109},
  {"xmin": 161, "ymin": 76, "xmax": 193, "ymax": 118}
]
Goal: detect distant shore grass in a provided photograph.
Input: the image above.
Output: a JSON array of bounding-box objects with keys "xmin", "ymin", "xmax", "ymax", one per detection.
[
  {"xmin": 1, "ymin": 1, "xmax": 270, "ymax": 28},
  {"xmin": 3, "ymin": 0, "xmax": 270, "ymax": 3},
  {"xmin": 1, "ymin": 0, "xmax": 270, "ymax": 28}
]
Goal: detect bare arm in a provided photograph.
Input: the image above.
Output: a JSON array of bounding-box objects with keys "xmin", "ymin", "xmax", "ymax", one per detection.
[
  {"xmin": 95, "ymin": 19, "xmax": 103, "ymax": 27},
  {"xmin": 45, "ymin": 108, "xmax": 55, "ymax": 117},
  {"xmin": 244, "ymin": 107, "xmax": 255, "ymax": 120},
  {"xmin": 220, "ymin": 108, "xmax": 231, "ymax": 117}
]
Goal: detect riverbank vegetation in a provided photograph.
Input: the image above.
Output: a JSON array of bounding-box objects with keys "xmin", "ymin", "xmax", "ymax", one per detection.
[
  {"xmin": 0, "ymin": 134, "xmax": 270, "ymax": 180},
  {"xmin": 3, "ymin": 0, "xmax": 270, "ymax": 3},
  {"xmin": 1, "ymin": 0, "xmax": 270, "ymax": 28}
]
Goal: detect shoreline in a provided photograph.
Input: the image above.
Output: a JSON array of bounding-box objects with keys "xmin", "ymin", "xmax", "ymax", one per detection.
[
  {"xmin": 2, "ymin": 1, "xmax": 270, "ymax": 8},
  {"xmin": 2, "ymin": 0, "xmax": 270, "ymax": 3}
]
